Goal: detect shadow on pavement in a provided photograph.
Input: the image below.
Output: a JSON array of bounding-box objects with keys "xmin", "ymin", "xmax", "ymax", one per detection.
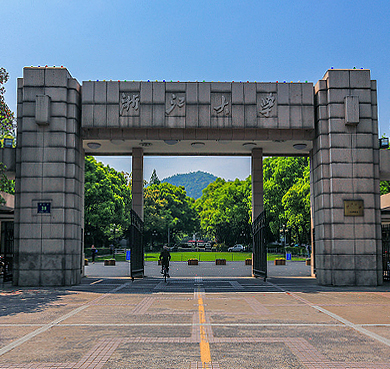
[{"xmin": 0, "ymin": 288, "xmax": 73, "ymax": 317}]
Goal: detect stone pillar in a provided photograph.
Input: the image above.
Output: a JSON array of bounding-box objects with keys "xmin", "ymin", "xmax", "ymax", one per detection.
[
  {"xmin": 14, "ymin": 67, "xmax": 83, "ymax": 286},
  {"xmin": 309, "ymin": 152, "xmax": 316, "ymax": 277},
  {"xmin": 312, "ymin": 69, "xmax": 381, "ymax": 286},
  {"xmin": 132, "ymin": 147, "xmax": 144, "ymax": 220},
  {"xmin": 251, "ymin": 148, "xmax": 263, "ymax": 221}
]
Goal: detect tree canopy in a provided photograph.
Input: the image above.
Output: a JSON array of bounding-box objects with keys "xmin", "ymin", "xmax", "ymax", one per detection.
[
  {"xmin": 0, "ymin": 68, "xmax": 15, "ymax": 142},
  {"xmin": 149, "ymin": 169, "xmax": 161, "ymax": 185},
  {"xmin": 0, "ymin": 67, "xmax": 16, "ymax": 201},
  {"xmin": 83, "ymin": 156, "xmax": 311, "ymax": 250},
  {"xmin": 84, "ymin": 156, "xmax": 132, "ymax": 246},
  {"xmin": 195, "ymin": 177, "xmax": 252, "ymax": 247},
  {"xmin": 144, "ymin": 182, "xmax": 199, "ymax": 246},
  {"xmin": 281, "ymin": 164, "xmax": 311, "ymax": 244},
  {"xmin": 263, "ymin": 157, "xmax": 310, "ymax": 244}
]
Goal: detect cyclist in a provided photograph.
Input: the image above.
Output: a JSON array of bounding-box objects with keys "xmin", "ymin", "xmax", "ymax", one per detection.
[{"xmin": 159, "ymin": 246, "xmax": 171, "ymax": 278}]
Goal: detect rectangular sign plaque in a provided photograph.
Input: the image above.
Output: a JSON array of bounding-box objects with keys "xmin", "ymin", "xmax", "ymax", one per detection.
[
  {"xmin": 37, "ymin": 202, "xmax": 51, "ymax": 214},
  {"xmin": 344, "ymin": 200, "xmax": 364, "ymax": 216}
]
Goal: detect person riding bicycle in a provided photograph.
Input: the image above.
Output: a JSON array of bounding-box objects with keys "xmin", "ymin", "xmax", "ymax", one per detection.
[{"xmin": 159, "ymin": 246, "xmax": 171, "ymax": 277}]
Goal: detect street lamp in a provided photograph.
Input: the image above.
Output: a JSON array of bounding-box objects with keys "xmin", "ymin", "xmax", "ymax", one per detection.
[
  {"xmin": 152, "ymin": 230, "xmax": 158, "ymax": 251},
  {"xmin": 281, "ymin": 224, "xmax": 286, "ymax": 248},
  {"xmin": 379, "ymin": 137, "xmax": 389, "ymax": 149},
  {"xmin": 240, "ymin": 230, "xmax": 246, "ymax": 248}
]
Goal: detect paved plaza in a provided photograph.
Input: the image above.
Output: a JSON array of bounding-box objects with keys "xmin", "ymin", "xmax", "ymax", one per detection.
[{"xmin": 1, "ymin": 261, "xmax": 390, "ymax": 368}]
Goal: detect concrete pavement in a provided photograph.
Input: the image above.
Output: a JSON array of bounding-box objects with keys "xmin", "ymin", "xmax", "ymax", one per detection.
[{"xmin": 0, "ymin": 261, "xmax": 389, "ymax": 368}]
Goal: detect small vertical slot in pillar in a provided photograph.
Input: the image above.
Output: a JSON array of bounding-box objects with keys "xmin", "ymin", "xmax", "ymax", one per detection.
[
  {"xmin": 35, "ymin": 94, "xmax": 51, "ymax": 125},
  {"xmin": 344, "ymin": 95, "xmax": 359, "ymax": 125}
]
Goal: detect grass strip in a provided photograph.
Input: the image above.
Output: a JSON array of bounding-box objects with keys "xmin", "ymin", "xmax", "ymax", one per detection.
[{"xmin": 92, "ymin": 251, "xmax": 306, "ymax": 262}]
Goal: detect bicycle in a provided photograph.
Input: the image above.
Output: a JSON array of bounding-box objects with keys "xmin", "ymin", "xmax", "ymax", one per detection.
[{"xmin": 162, "ymin": 264, "xmax": 169, "ymax": 283}]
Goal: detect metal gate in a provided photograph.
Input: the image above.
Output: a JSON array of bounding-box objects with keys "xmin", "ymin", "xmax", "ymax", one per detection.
[
  {"xmin": 252, "ymin": 211, "xmax": 267, "ymax": 280},
  {"xmin": 129, "ymin": 210, "xmax": 144, "ymax": 279},
  {"xmin": 1, "ymin": 221, "xmax": 14, "ymax": 283},
  {"xmin": 382, "ymin": 224, "xmax": 390, "ymax": 281}
]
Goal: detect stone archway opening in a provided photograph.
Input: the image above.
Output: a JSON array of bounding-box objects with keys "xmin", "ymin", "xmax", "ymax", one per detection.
[{"xmin": 84, "ymin": 151, "xmax": 312, "ymax": 281}]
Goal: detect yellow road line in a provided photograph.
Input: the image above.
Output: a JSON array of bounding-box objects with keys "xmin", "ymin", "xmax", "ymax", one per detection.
[
  {"xmin": 90, "ymin": 279, "xmax": 103, "ymax": 285},
  {"xmin": 198, "ymin": 295, "xmax": 212, "ymax": 366}
]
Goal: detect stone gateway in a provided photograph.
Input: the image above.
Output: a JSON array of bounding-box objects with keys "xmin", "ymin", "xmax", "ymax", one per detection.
[{"xmin": 10, "ymin": 67, "xmax": 385, "ymax": 286}]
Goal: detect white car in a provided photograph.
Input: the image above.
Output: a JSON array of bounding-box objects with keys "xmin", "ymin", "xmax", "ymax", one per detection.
[{"xmin": 228, "ymin": 244, "xmax": 245, "ymax": 252}]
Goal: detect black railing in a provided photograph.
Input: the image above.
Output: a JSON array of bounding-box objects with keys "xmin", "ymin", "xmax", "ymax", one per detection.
[
  {"xmin": 382, "ymin": 225, "xmax": 390, "ymax": 281},
  {"xmin": 252, "ymin": 211, "xmax": 267, "ymax": 280},
  {"xmin": 129, "ymin": 210, "xmax": 144, "ymax": 279},
  {"xmin": 1, "ymin": 221, "xmax": 13, "ymax": 283}
]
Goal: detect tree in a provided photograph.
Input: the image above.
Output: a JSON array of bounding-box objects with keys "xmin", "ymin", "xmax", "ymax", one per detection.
[
  {"xmin": 144, "ymin": 182, "xmax": 199, "ymax": 247},
  {"xmin": 381, "ymin": 181, "xmax": 390, "ymax": 195},
  {"xmin": 0, "ymin": 68, "xmax": 16, "ymax": 203},
  {"xmin": 0, "ymin": 68, "xmax": 15, "ymax": 143},
  {"xmin": 0, "ymin": 163, "xmax": 15, "ymax": 205},
  {"xmin": 195, "ymin": 177, "xmax": 252, "ymax": 247},
  {"xmin": 282, "ymin": 165, "xmax": 311, "ymax": 244},
  {"xmin": 149, "ymin": 169, "xmax": 160, "ymax": 185},
  {"xmin": 263, "ymin": 157, "xmax": 309, "ymax": 243},
  {"xmin": 84, "ymin": 156, "xmax": 132, "ymax": 247}
]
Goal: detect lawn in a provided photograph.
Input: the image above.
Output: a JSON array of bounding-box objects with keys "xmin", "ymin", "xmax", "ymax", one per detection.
[{"xmin": 92, "ymin": 251, "xmax": 306, "ymax": 262}]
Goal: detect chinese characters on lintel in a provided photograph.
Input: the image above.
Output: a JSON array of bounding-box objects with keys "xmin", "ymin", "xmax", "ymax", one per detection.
[
  {"xmin": 120, "ymin": 89, "xmax": 275, "ymax": 118},
  {"xmin": 166, "ymin": 94, "xmax": 185, "ymax": 115},
  {"xmin": 120, "ymin": 93, "xmax": 139, "ymax": 115},
  {"xmin": 259, "ymin": 93, "xmax": 275, "ymax": 117},
  {"xmin": 214, "ymin": 95, "xmax": 229, "ymax": 115}
]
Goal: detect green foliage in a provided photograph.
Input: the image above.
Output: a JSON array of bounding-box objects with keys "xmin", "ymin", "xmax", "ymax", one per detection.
[
  {"xmin": 84, "ymin": 157, "xmax": 311, "ymax": 251},
  {"xmin": 380, "ymin": 141, "xmax": 390, "ymax": 195},
  {"xmin": 149, "ymin": 169, "xmax": 160, "ymax": 185},
  {"xmin": 195, "ymin": 177, "xmax": 252, "ymax": 247},
  {"xmin": 0, "ymin": 68, "xmax": 16, "ymax": 204},
  {"xmin": 0, "ymin": 163, "xmax": 15, "ymax": 193},
  {"xmin": 0, "ymin": 68, "xmax": 15, "ymax": 144},
  {"xmin": 263, "ymin": 157, "xmax": 310, "ymax": 244},
  {"xmin": 380, "ymin": 180, "xmax": 390, "ymax": 195},
  {"xmin": 84, "ymin": 156, "xmax": 132, "ymax": 247},
  {"xmin": 282, "ymin": 165, "xmax": 311, "ymax": 244},
  {"xmin": 95, "ymin": 251, "xmax": 305, "ymax": 262},
  {"xmin": 144, "ymin": 182, "xmax": 199, "ymax": 246},
  {"xmin": 162, "ymin": 171, "xmax": 218, "ymax": 199},
  {"xmin": 0, "ymin": 163, "xmax": 15, "ymax": 205}
]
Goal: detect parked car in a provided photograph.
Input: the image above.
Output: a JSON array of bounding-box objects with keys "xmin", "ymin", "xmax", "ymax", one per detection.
[{"xmin": 228, "ymin": 244, "xmax": 245, "ymax": 252}]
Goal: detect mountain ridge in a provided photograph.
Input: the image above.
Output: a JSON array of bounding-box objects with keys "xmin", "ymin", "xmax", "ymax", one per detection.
[{"xmin": 162, "ymin": 171, "xmax": 218, "ymax": 199}]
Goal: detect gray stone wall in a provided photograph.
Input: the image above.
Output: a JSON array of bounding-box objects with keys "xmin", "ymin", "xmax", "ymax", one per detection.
[
  {"xmin": 312, "ymin": 69, "xmax": 381, "ymax": 286},
  {"xmin": 81, "ymin": 81, "xmax": 314, "ymax": 130},
  {"xmin": 14, "ymin": 67, "xmax": 83, "ymax": 286}
]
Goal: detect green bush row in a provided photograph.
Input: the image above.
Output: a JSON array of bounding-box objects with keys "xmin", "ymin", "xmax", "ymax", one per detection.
[{"xmin": 285, "ymin": 246, "xmax": 308, "ymax": 255}]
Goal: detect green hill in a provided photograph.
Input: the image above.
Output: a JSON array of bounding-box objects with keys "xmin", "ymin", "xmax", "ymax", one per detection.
[{"xmin": 162, "ymin": 171, "xmax": 218, "ymax": 199}]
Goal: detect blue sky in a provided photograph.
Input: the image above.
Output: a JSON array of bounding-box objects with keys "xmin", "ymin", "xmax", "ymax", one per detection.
[{"xmin": 2, "ymin": 0, "xmax": 390, "ymax": 180}]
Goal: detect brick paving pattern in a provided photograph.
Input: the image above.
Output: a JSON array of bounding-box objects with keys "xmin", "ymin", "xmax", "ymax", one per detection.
[{"xmin": 0, "ymin": 261, "xmax": 389, "ymax": 368}]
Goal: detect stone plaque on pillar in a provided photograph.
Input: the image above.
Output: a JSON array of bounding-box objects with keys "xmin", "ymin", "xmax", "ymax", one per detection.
[{"xmin": 344, "ymin": 200, "xmax": 364, "ymax": 216}]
